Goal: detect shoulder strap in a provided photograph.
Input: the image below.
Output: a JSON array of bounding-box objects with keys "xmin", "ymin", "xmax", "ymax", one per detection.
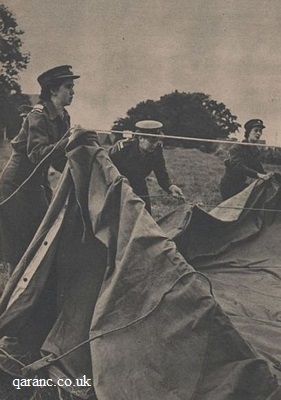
[{"xmin": 31, "ymin": 104, "xmax": 44, "ymax": 113}]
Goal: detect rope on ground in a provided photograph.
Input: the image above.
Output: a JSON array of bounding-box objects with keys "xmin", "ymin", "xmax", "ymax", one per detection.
[
  {"xmin": 0, "ymin": 348, "xmax": 26, "ymax": 368},
  {"xmin": 141, "ymin": 194, "xmax": 281, "ymax": 213},
  {"xmin": 201, "ymin": 204, "xmax": 281, "ymax": 213},
  {"xmin": 21, "ymin": 271, "xmax": 213, "ymax": 374}
]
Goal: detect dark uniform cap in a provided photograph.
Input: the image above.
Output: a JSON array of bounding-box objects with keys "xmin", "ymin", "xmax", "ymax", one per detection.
[
  {"xmin": 244, "ymin": 119, "xmax": 265, "ymax": 131},
  {"xmin": 135, "ymin": 120, "xmax": 163, "ymax": 134},
  {"xmin": 37, "ymin": 65, "xmax": 80, "ymax": 87}
]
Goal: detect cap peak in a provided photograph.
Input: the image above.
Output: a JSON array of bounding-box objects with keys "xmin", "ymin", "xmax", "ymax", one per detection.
[{"xmin": 37, "ymin": 65, "xmax": 80, "ymax": 87}]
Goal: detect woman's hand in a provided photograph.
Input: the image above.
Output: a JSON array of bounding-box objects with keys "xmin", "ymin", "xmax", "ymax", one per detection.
[
  {"xmin": 67, "ymin": 126, "xmax": 99, "ymax": 150},
  {"xmin": 169, "ymin": 184, "xmax": 185, "ymax": 200}
]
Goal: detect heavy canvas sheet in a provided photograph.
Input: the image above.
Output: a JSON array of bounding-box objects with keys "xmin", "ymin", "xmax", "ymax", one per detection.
[
  {"xmin": 159, "ymin": 176, "xmax": 281, "ymax": 379},
  {"xmin": 0, "ymin": 142, "xmax": 280, "ymax": 399}
]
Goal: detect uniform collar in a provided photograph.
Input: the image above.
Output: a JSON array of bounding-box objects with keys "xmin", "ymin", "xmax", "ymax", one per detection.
[
  {"xmin": 134, "ymin": 140, "xmax": 149, "ymax": 158},
  {"xmin": 132, "ymin": 138, "xmax": 144, "ymax": 155},
  {"xmin": 136, "ymin": 139, "xmax": 160, "ymax": 157},
  {"xmin": 44, "ymin": 100, "xmax": 66, "ymax": 121}
]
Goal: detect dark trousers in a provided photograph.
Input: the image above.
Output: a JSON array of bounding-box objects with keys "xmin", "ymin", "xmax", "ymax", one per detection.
[
  {"xmin": 0, "ymin": 184, "xmax": 49, "ymax": 272},
  {"xmin": 132, "ymin": 182, "xmax": 151, "ymax": 214}
]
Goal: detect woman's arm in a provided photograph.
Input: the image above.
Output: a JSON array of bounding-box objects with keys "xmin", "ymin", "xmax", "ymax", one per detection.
[
  {"xmin": 26, "ymin": 111, "xmax": 68, "ymax": 164},
  {"xmin": 227, "ymin": 145, "xmax": 265, "ymax": 178}
]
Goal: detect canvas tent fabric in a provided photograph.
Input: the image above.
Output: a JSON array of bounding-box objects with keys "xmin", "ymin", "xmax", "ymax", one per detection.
[
  {"xmin": 97, "ymin": 132, "xmax": 116, "ymax": 146},
  {"xmin": 158, "ymin": 175, "xmax": 281, "ymax": 382},
  {"xmin": 0, "ymin": 139, "xmax": 280, "ymax": 399}
]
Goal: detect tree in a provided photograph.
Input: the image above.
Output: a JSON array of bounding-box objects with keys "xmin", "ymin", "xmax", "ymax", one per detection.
[
  {"xmin": 113, "ymin": 91, "xmax": 241, "ymax": 150},
  {"xmin": 0, "ymin": 4, "xmax": 30, "ymax": 93},
  {"xmin": 0, "ymin": 4, "xmax": 30, "ymax": 139}
]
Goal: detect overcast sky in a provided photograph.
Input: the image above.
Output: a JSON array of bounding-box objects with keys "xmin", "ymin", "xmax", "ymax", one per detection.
[{"xmin": 4, "ymin": 0, "xmax": 281, "ymax": 144}]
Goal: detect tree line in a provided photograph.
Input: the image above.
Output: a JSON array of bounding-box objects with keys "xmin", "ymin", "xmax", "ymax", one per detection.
[
  {"xmin": 1, "ymin": 4, "xmax": 241, "ymax": 149},
  {"xmin": 113, "ymin": 91, "xmax": 240, "ymax": 150},
  {"xmin": 0, "ymin": 4, "xmax": 30, "ymax": 140}
]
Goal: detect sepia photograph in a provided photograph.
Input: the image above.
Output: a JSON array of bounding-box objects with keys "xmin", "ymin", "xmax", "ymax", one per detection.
[{"xmin": 0, "ymin": 0, "xmax": 281, "ymax": 398}]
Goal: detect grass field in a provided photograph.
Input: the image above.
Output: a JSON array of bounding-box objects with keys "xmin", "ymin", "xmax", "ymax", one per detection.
[
  {"xmin": 0, "ymin": 139, "xmax": 226, "ymax": 217},
  {"xmin": 148, "ymin": 146, "xmax": 224, "ymax": 219},
  {"xmin": 1, "ymin": 139, "xmax": 281, "ymax": 293}
]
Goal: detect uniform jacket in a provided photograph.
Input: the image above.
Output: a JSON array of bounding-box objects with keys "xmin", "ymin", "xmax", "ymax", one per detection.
[
  {"xmin": 220, "ymin": 141, "xmax": 266, "ymax": 200},
  {"xmin": 109, "ymin": 138, "xmax": 172, "ymax": 198},
  {"xmin": 0, "ymin": 100, "xmax": 71, "ymax": 269},
  {"xmin": 223, "ymin": 141, "xmax": 265, "ymax": 180},
  {"xmin": 0, "ymin": 100, "xmax": 70, "ymax": 196}
]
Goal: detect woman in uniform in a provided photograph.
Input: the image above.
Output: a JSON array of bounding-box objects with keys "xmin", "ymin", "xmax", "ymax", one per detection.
[
  {"xmin": 220, "ymin": 119, "xmax": 273, "ymax": 200},
  {"xmin": 0, "ymin": 65, "xmax": 80, "ymax": 272}
]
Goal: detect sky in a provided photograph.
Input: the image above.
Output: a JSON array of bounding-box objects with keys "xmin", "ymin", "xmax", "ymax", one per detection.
[{"xmin": 4, "ymin": 0, "xmax": 281, "ymax": 144}]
